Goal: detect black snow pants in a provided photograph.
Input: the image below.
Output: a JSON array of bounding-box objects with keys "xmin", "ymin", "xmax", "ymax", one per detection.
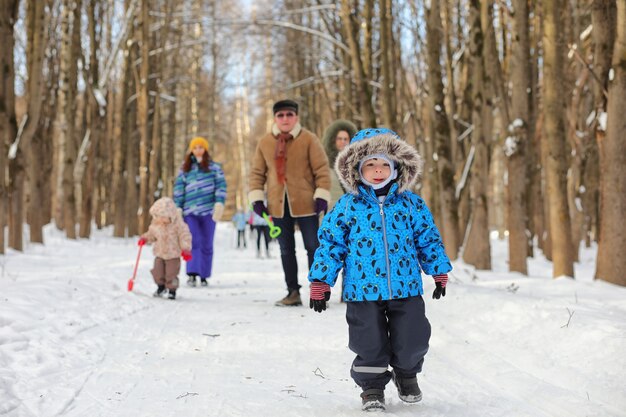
[{"xmin": 346, "ymin": 295, "xmax": 431, "ymax": 390}]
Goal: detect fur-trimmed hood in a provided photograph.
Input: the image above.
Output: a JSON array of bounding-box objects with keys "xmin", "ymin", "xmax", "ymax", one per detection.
[
  {"xmin": 149, "ymin": 197, "xmax": 181, "ymax": 222},
  {"xmin": 334, "ymin": 128, "xmax": 423, "ymax": 194},
  {"xmin": 322, "ymin": 119, "xmax": 358, "ymax": 166}
]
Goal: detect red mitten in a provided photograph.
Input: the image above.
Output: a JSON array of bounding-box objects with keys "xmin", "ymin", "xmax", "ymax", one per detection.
[
  {"xmin": 181, "ymin": 250, "xmax": 192, "ymax": 261},
  {"xmin": 138, "ymin": 237, "xmax": 147, "ymax": 246}
]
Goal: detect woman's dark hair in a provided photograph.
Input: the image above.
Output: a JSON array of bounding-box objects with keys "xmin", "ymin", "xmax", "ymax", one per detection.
[{"xmin": 181, "ymin": 151, "xmax": 211, "ymax": 172}]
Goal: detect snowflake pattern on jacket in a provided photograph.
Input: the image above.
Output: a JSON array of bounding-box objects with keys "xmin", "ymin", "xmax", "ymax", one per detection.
[
  {"xmin": 308, "ymin": 128, "xmax": 452, "ymax": 302},
  {"xmin": 173, "ymin": 159, "xmax": 227, "ymax": 217}
]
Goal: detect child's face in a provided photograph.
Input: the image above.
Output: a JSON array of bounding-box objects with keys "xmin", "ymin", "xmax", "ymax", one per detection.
[
  {"xmin": 153, "ymin": 216, "xmax": 171, "ymax": 225},
  {"xmin": 335, "ymin": 130, "xmax": 350, "ymax": 151},
  {"xmin": 361, "ymin": 158, "xmax": 391, "ymax": 185},
  {"xmin": 192, "ymin": 145, "xmax": 206, "ymax": 160}
]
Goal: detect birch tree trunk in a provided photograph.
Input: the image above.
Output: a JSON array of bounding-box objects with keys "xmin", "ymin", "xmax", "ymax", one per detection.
[
  {"xmin": 462, "ymin": 0, "xmax": 491, "ymax": 269},
  {"xmin": 596, "ymin": 0, "xmax": 626, "ymax": 286},
  {"xmin": 543, "ymin": 0, "xmax": 575, "ymax": 278},
  {"xmin": 0, "ymin": 0, "xmax": 19, "ymax": 253},
  {"xmin": 506, "ymin": 0, "xmax": 532, "ymax": 274},
  {"xmin": 425, "ymin": 0, "xmax": 460, "ymax": 260},
  {"xmin": 136, "ymin": 0, "xmax": 150, "ymax": 233}
]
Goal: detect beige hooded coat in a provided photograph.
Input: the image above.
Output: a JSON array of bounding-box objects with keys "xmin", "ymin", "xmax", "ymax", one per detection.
[
  {"xmin": 142, "ymin": 197, "xmax": 192, "ymax": 260},
  {"xmin": 248, "ymin": 123, "xmax": 331, "ymax": 218}
]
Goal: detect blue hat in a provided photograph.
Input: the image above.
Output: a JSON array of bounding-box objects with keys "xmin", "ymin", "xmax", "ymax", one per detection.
[{"xmin": 351, "ymin": 128, "xmax": 401, "ymax": 144}]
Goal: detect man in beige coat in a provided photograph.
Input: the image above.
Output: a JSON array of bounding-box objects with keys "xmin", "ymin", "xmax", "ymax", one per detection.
[{"xmin": 248, "ymin": 99, "xmax": 331, "ymax": 306}]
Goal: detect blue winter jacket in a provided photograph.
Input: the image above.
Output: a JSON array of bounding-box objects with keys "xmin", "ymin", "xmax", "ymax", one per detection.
[
  {"xmin": 173, "ymin": 158, "xmax": 227, "ymax": 217},
  {"xmin": 308, "ymin": 127, "xmax": 452, "ymax": 302}
]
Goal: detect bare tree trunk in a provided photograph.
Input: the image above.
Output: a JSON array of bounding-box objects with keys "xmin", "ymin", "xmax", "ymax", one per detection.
[
  {"xmin": 506, "ymin": 0, "xmax": 532, "ymax": 274},
  {"xmin": 23, "ymin": 0, "xmax": 47, "ymax": 244},
  {"xmin": 589, "ymin": 0, "xmax": 616, "ymax": 246},
  {"xmin": 462, "ymin": 0, "xmax": 491, "ymax": 269},
  {"xmin": 53, "ymin": 0, "xmax": 78, "ymax": 238},
  {"xmin": 482, "ymin": 1, "xmax": 506, "ymax": 241},
  {"xmin": 149, "ymin": 1, "xmax": 174, "ymax": 202},
  {"xmin": 125, "ymin": 101, "xmax": 139, "ymax": 237},
  {"xmin": 10, "ymin": 0, "xmax": 47, "ymax": 250},
  {"xmin": 112, "ymin": 39, "xmax": 132, "ymax": 237},
  {"xmin": 149, "ymin": 94, "xmax": 161, "ymax": 200},
  {"xmin": 456, "ymin": 55, "xmax": 473, "ymax": 240},
  {"xmin": 543, "ymin": 0, "xmax": 575, "ymax": 278},
  {"xmin": 0, "ymin": 0, "xmax": 20, "ymax": 253},
  {"xmin": 379, "ymin": 0, "xmax": 395, "ymax": 130},
  {"xmin": 441, "ymin": 0, "xmax": 459, "ymax": 158},
  {"xmin": 528, "ymin": 5, "xmax": 544, "ymax": 256},
  {"xmin": 596, "ymin": 0, "xmax": 626, "ymax": 286},
  {"xmin": 64, "ymin": 0, "xmax": 81, "ymax": 239},
  {"xmin": 425, "ymin": 0, "xmax": 460, "ymax": 260},
  {"xmin": 78, "ymin": 0, "xmax": 102, "ymax": 238},
  {"xmin": 340, "ymin": 0, "xmax": 376, "ymax": 126},
  {"xmin": 362, "ymin": 0, "xmax": 373, "ymax": 82},
  {"xmin": 136, "ymin": 0, "xmax": 150, "ymax": 234}
]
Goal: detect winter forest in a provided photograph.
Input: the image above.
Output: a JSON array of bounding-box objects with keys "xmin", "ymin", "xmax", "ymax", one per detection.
[
  {"xmin": 1, "ymin": 1, "xmax": 626, "ymax": 416},
  {"xmin": 1, "ymin": 0, "xmax": 625, "ymax": 283}
]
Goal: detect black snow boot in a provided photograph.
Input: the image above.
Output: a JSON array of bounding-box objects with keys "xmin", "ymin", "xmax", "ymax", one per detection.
[
  {"xmin": 168, "ymin": 289, "xmax": 176, "ymax": 300},
  {"xmin": 153, "ymin": 285, "xmax": 166, "ymax": 297},
  {"xmin": 200, "ymin": 278, "xmax": 208, "ymax": 287},
  {"xmin": 391, "ymin": 370, "xmax": 422, "ymax": 403},
  {"xmin": 361, "ymin": 388, "xmax": 385, "ymax": 411},
  {"xmin": 187, "ymin": 274, "xmax": 197, "ymax": 287}
]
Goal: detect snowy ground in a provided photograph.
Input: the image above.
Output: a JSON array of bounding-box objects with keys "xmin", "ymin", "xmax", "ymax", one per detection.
[{"xmin": 1, "ymin": 224, "xmax": 625, "ymax": 417}]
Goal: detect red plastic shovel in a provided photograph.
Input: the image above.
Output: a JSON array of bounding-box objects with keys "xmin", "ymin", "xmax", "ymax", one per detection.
[{"xmin": 127, "ymin": 244, "xmax": 144, "ymax": 292}]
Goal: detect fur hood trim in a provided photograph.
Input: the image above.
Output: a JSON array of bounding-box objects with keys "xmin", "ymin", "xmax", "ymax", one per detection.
[
  {"xmin": 322, "ymin": 119, "xmax": 358, "ymax": 166},
  {"xmin": 271, "ymin": 122, "xmax": 302, "ymax": 138},
  {"xmin": 149, "ymin": 197, "xmax": 181, "ymax": 222},
  {"xmin": 334, "ymin": 129, "xmax": 423, "ymax": 193}
]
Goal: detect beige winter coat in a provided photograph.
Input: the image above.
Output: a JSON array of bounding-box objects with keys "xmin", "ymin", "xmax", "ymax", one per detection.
[
  {"xmin": 248, "ymin": 123, "xmax": 331, "ymax": 218},
  {"xmin": 142, "ymin": 197, "xmax": 192, "ymax": 260}
]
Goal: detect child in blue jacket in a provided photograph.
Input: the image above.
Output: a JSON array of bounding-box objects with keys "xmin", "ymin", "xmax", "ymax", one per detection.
[{"xmin": 308, "ymin": 128, "xmax": 452, "ymax": 412}]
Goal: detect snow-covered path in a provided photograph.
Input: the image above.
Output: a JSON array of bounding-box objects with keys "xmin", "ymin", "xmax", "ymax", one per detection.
[{"xmin": 1, "ymin": 225, "xmax": 625, "ymax": 417}]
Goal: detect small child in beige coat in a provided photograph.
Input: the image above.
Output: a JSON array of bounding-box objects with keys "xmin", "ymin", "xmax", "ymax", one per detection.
[{"xmin": 138, "ymin": 197, "xmax": 192, "ymax": 300}]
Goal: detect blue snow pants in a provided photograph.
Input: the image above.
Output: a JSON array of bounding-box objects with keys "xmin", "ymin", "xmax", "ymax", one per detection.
[
  {"xmin": 346, "ymin": 296, "xmax": 431, "ymax": 390},
  {"xmin": 184, "ymin": 214, "xmax": 216, "ymax": 279}
]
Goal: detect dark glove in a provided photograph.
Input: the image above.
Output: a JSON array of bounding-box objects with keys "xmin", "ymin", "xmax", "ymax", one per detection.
[
  {"xmin": 314, "ymin": 198, "xmax": 328, "ymax": 215},
  {"xmin": 138, "ymin": 237, "xmax": 147, "ymax": 246},
  {"xmin": 309, "ymin": 281, "xmax": 331, "ymax": 313},
  {"xmin": 252, "ymin": 201, "xmax": 268, "ymax": 217},
  {"xmin": 432, "ymin": 274, "xmax": 448, "ymax": 299},
  {"xmin": 181, "ymin": 250, "xmax": 192, "ymax": 261}
]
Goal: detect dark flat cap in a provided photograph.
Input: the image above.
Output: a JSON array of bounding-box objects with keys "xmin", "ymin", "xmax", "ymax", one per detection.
[{"xmin": 273, "ymin": 99, "xmax": 299, "ymax": 115}]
